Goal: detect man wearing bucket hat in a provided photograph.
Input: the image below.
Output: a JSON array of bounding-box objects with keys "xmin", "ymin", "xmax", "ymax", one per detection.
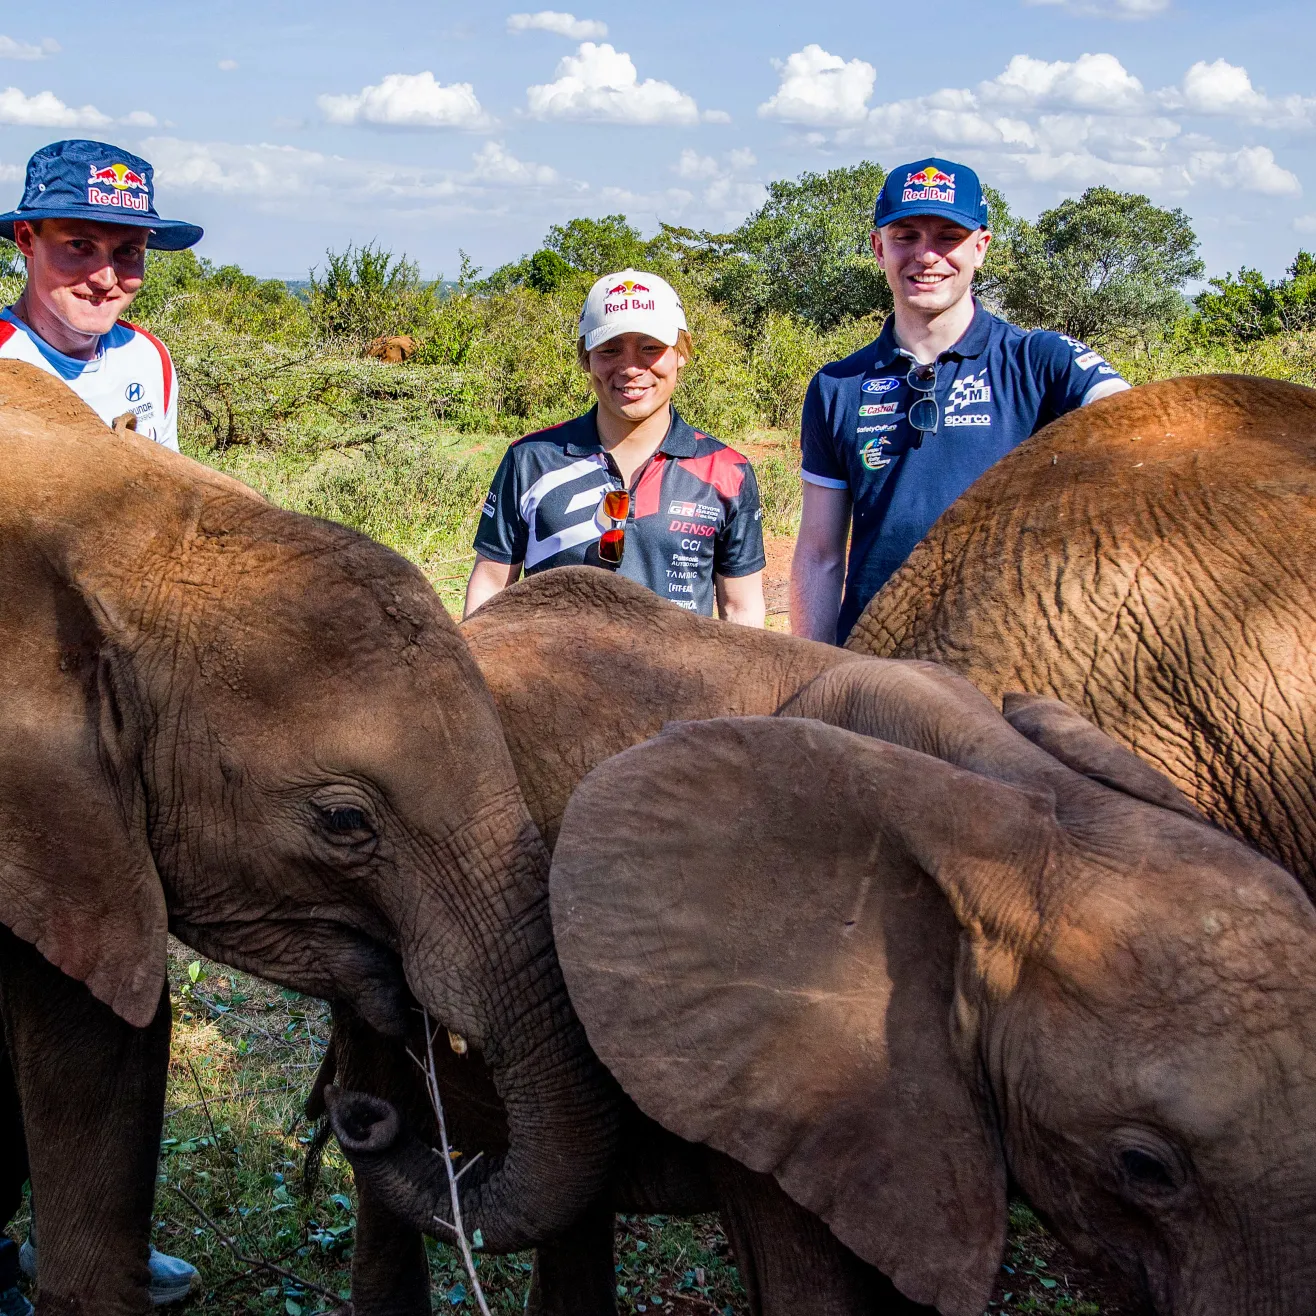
[
  {"xmin": 0, "ymin": 139, "xmax": 202, "ymax": 1312},
  {"xmin": 790, "ymin": 157, "xmax": 1131, "ymax": 645},
  {"xmin": 465, "ymin": 267, "xmax": 767, "ymax": 623},
  {"xmin": 0, "ymin": 139, "xmax": 203, "ymax": 451}
]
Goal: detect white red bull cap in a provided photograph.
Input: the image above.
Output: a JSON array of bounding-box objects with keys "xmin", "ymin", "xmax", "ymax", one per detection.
[{"xmin": 579, "ymin": 269, "xmax": 687, "ymax": 352}]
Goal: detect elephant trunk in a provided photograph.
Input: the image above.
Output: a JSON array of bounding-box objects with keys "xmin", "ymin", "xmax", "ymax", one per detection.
[{"xmin": 343, "ymin": 813, "xmax": 620, "ymax": 1251}]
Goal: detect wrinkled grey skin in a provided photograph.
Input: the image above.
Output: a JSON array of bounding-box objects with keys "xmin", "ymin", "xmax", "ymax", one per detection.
[
  {"xmin": 0, "ymin": 367, "xmax": 614, "ymax": 1313},
  {"xmin": 327, "ymin": 570, "xmax": 1316, "ymax": 1316},
  {"xmin": 848, "ymin": 374, "xmax": 1316, "ymax": 893}
]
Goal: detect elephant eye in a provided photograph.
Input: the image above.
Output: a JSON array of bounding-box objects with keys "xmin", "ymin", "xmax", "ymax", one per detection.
[
  {"xmin": 1119, "ymin": 1147, "xmax": 1179, "ymax": 1192},
  {"xmin": 313, "ymin": 800, "xmax": 376, "ymax": 845},
  {"xmin": 326, "ymin": 806, "xmax": 366, "ymax": 834}
]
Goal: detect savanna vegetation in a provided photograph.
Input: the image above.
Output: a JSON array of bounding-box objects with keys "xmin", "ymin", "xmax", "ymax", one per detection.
[{"xmin": 1, "ymin": 159, "xmax": 1312, "ymax": 1312}]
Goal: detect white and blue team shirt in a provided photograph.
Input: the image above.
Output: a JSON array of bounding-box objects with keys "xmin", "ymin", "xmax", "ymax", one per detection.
[
  {"xmin": 0, "ymin": 307, "xmax": 179, "ymax": 451},
  {"xmin": 801, "ymin": 301, "xmax": 1129, "ymax": 642}
]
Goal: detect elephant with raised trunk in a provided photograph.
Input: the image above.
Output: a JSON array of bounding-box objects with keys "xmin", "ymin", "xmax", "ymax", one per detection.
[
  {"xmin": 0, "ymin": 363, "xmax": 614, "ymax": 1313},
  {"xmin": 848, "ymin": 373, "xmax": 1316, "ymax": 893},
  {"xmin": 326, "ymin": 569, "xmax": 1316, "ymax": 1316}
]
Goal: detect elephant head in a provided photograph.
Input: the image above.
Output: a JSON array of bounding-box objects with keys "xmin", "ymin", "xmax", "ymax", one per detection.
[
  {"xmin": 550, "ymin": 667, "xmax": 1316, "ymax": 1313},
  {"xmin": 0, "ymin": 363, "xmax": 614, "ymax": 1249}
]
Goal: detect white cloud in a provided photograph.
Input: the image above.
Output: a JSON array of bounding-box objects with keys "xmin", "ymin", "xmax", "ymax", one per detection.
[
  {"xmin": 675, "ymin": 149, "xmax": 719, "ymax": 181},
  {"xmin": 0, "ymin": 161, "xmax": 21, "ymax": 183},
  {"xmin": 318, "ymin": 72, "xmax": 493, "ymax": 130},
  {"xmin": 758, "ymin": 45, "xmax": 875, "ymax": 126},
  {"xmin": 217, "ymin": 59, "xmax": 238, "ymax": 72},
  {"xmin": 1295, "ymin": 214, "xmax": 1316, "ymax": 235},
  {"xmin": 1022, "ymin": 0, "xmax": 1170, "ymax": 17},
  {"xmin": 506, "ymin": 11, "xmax": 607, "ymax": 39},
  {"xmin": 1162, "ymin": 59, "xmax": 1316, "ymax": 129},
  {"xmin": 526, "ymin": 42, "xmax": 705, "ymax": 125},
  {"xmin": 143, "ymin": 136, "xmax": 563, "ymax": 214},
  {"xmin": 1186, "ymin": 145, "xmax": 1300, "ymax": 196},
  {"xmin": 0, "ymin": 86, "xmax": 111, "ymax": 128},
  {"xmin": 982, "ymin": 53, "xmax": 1146, "ymax": 113},
  {"xmin": 121, "ymin": 109, "xmax": 159, "ymax": 128},
  {"xmin": 470, "ymin": 140, "xmax": 558, "ymax": 186},
  {"xmin": 0, "ymin": 36, "xmax": 60, "ymax": 61}
]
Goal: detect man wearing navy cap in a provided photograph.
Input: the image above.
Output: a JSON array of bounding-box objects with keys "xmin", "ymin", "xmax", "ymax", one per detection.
[
  {"xmin": 0, "ymin": 139, "xmax": 204, "ymax": 451},
  {"xmin": 789, "ymin": 157, "xmax": 1130, "ymax": 645},
  {"xmin": 0, "ymin": 139, "xmax": 202, "ymax": 1311}
]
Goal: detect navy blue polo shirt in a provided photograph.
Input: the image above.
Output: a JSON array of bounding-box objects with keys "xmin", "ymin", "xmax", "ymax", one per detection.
[
  {"xmin": 801, "ymin": 302, "xmax": 1126, "ymax": 642},
  {"xmin": 474, "ymin": 405, "xmax": 765, "ymax": 615}
]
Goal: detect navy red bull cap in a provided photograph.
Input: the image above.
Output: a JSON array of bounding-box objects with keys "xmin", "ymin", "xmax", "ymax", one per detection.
[
  {"xmin": 873, "ymin": 157, "xmax": 990, "ymax": 232},
  {"xmin": 0, "ymin": 139, "xmax": 202, "ymax": 250}
]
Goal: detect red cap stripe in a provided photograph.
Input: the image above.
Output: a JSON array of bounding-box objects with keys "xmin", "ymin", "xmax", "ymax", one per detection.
[{"xmin": 118, "ymin": 320, "xmax": 173, "ymax": 412}]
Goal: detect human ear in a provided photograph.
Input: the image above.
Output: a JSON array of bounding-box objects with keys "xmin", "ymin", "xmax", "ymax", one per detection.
[
  {"xmin": 11, "ymin": 221, "xmax": 35, "ymax": 260},
  {"xmin": 870, "ymin": 229, "xmax": 885, "ymax": 265}
]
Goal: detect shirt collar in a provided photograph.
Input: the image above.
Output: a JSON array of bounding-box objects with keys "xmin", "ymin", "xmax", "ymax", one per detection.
[
  {"xmin": 871, "ymin": 298, "xmax": 994, "ymax": 369},
  {"xmin": 564, "ymin": 404, "xmax": 696, "ymax": 458}
]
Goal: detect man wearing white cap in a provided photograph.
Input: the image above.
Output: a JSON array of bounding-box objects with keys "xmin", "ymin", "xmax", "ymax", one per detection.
[{"xmin": 465, "ymin": 268, "xmax": 767, "ymax": 624}]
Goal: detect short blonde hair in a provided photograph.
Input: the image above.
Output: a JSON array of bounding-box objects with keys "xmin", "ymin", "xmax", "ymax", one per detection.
[{"xmin": 577, "ymin": 328, "xmax": 693, "ymax": 372}]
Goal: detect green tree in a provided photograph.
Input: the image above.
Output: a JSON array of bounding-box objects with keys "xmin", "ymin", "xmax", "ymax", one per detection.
[
  {"xmin": 1193, "ymin": 251, "xmax": 1316, "ymax": 341},
  {"xmin": 307, "ymin": 241, "xmax": 435, "ymax": 344},
  {"xmin": 0, "ymin": 237, "xmax": 23, "ymax": 279},
  {"xmin": 722, "ymin": 161, "xmax": 891, "ymax": 332},
  {"xmin": 543, "ymin": 214, "xmax": 651, "ymax": 275},
  {"xmin": 1000, "ymin": 187, "xmax": 1203, "ymax": 344}
]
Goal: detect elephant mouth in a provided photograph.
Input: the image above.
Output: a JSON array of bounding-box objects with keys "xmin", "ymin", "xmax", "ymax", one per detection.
[{"xmin": 169, "ymin": 917, "xmax": 412, "ymax": 1037}]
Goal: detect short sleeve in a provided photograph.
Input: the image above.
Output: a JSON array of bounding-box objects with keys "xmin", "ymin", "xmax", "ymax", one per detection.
[
  {"xmin": 158, "ymin": 357, "xmax": 179, "ymax": 452},
  {"xmin": 714, "ymin": 460, "xmax": 767, "ymax": 579},
  {"xmin": 472, "ymin": 445, "xmax": 527, "ymax": 565},
  {"xmin": 1030, "ymin": 331, "xmax": 1128, "ymax": 423},
  {"xmin": 799, "ymin": 373, "xmax": 847, "ymax": 489}
]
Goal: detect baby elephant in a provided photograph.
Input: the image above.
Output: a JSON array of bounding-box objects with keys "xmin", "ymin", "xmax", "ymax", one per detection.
[{"xmin": 552, "ymin": 673, "xmax": 1316, "ymax": 1315}]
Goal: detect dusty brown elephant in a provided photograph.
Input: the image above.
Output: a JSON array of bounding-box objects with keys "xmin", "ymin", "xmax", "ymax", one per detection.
[
  {"xmin": 367, "ymin": 334, "xmax": 417, "ymax": 363},
  {"xmin": 326, "ymin": 568, "xmax": 1316, "ymax": 1315},
  {"xmin": 551, "ymin": 699, "xmax": 1316, "ymax": 1316},
  {"xmin": 0, "ymin": 363, "xmax": 616, "ymax": 1313},
  {"xmin": 847, "ymin": 373, "xmax": 1316, "ymax": 893}
]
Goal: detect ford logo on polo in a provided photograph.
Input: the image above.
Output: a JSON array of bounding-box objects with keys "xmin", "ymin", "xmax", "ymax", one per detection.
[
  {"xmin": 125, "ymin": 382, "xmax": 144, "ymax": 402},
  {"xmin": 862, "ymin": 377, "xmax": 900, "ymax": 395}
]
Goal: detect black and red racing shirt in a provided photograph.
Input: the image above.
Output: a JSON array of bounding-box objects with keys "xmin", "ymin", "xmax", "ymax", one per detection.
[{"xmin": 473, "ymin": 405, "xmax": 765, "ymax": 615}]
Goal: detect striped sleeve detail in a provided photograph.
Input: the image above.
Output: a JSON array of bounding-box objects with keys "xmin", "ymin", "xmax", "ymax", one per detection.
[{"xmin": 118, "ymin": 319, "xmax": 173, "ymax": 411}]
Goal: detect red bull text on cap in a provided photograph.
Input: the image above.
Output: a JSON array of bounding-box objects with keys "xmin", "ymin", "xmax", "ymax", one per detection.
[{"xmin": 873, "ymin": 157, "xmax": 990, "ymax": 233}]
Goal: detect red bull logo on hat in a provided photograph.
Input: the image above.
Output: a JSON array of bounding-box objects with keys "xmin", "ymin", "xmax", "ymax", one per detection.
[
  {"xmin": 87, "ymin": 161, "xmax": 151, "ymax": 214},
  {"xmin": 902, "ymin": 166, "xmax": 955, "ymax": 205},
  {"xmin": 606, "ymin": 279, "xmax": 650, "ymax": 297}
]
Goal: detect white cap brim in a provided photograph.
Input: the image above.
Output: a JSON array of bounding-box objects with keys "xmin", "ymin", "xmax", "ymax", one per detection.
[{"xmin": 583, "ymin": 313, "xmax": 684, "ymax": 352}]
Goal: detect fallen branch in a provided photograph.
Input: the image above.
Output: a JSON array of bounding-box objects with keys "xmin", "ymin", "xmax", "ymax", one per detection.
[
  {"xmin": 409, "ymin": 1012, "xmax": 494, "ymax": 1316},
  {"xmin": 172, "ymin": 1185, "xmax": 343, "ymax": 1304}
]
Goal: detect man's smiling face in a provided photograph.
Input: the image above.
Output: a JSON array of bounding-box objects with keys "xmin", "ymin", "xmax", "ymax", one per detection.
[
  {"xmin": 13, "ymin": 217, "xmax": 149, "ymax": 340},
  {"xmin": 871, "ymin": 215, "xmax": 992, "ymax": 317}
]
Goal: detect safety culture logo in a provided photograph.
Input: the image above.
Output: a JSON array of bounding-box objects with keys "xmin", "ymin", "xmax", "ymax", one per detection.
[
  {"xmin": 87, "ymin": 162, "xmax": 151, "ymax": 214},
  {"xmin": 902, "ymin": 166, "xmax": 955, "ymax": 205}
]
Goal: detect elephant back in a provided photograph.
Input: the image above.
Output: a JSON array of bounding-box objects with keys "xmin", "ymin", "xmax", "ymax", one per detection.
[{"xmin": 847, "ymin": 373, "xmax": 1316, "ymax": 889}]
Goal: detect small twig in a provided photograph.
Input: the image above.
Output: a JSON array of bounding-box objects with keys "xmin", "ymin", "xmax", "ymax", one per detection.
[
  {"xmin": 172, "ymin": 1186, "xmax": 342, "ymax": 1303},
  {"xmin": 455, "ymin": 1150, "xmax": 484, "ymax": 1183},
  {"xmin": 418, "ymin": 1012, "xmax": 494, "ymax": 1316},
  {"xmin": 185, "ymin": 1058, "xmax": 223, "ymax": 1158}
]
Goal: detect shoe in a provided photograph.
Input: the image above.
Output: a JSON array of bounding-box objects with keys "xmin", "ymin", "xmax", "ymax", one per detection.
[
  {"xmin": 0, "ymin": 1239, "xmax": 30, "ymax": 1316},
  {"xmin": 20, "ymin": 1238, "xmax": 200, "ymax": 1307}
]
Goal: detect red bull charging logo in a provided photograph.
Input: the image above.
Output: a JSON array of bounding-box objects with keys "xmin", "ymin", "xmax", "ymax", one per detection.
[
  {"xmin": 87, "ymin": 162, "xmax": 151, "ymax": 213},
  {"xmin": 902, "ymin": 166, "xmax": 955, "ymax": 205},
  {"xmin": 606, "ymin": 279, "xmax": 650, "ymax": 296}
]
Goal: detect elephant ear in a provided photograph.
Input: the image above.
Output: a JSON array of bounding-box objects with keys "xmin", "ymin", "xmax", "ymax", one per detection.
[
  {"xmin": 1001, "ymin": 693, "xmax": 1203, "ymax": 821},
  {"xmin": 552, "ymin": 716, "xmax": 1060, "ymax": 1316},
  {"xmin": 0, "ymin": 562, "xmax": 167, "ymax": 1027}
]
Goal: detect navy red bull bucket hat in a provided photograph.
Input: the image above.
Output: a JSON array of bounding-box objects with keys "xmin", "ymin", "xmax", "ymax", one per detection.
[
  {"xmin": 0, "ymin": 139, "xmax": 202, "ymax": 250},
  {"xmin": 873, "ymin": 157, "xmax": 990, "ymax": 232}
]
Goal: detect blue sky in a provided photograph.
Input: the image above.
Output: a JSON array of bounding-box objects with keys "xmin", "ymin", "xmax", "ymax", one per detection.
[{"xmin": 2, "ymin": 0, "xmax": 1314, "ymax": 283}]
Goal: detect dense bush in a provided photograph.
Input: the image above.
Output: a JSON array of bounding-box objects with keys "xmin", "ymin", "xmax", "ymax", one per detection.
[{"xmin": 1192, "ymin": 251, "xmax": 1316, "ymax": 342}]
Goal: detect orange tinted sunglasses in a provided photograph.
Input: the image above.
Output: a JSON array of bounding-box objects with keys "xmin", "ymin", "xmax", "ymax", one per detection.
[{"xmin": 597, "ymin": 488, "xmax": 629, "ymax": 565}]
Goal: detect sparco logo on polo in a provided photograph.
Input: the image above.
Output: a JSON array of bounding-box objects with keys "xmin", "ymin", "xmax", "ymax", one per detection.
[
  {"xmin": 87, "ymin": 163, "xmax": 151, "ymax": 213},
  {"xmin": 902, "ymin": 166, "xmax": 955, "ymax": 205}
]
